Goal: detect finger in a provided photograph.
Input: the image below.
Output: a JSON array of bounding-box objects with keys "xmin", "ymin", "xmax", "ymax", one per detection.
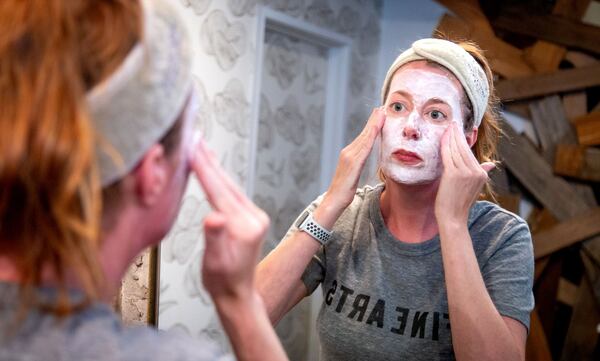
[
  {"xmin": 480, "ymin": 162, "xmax": 496, "ymax": 173},
  {"xmin": 451, "ymin": 123, "xmax": 473, "ymax": 169},
  {"xmin": 202, "ymin": 212, "xmax": 228, "ymax": 263},
  {"xmin": 350, "ymin": 108, "xmax": 386, "ymax": 159},
  {"xmin": 440, "ymin": 125, "xmax": 456, "ymax": 170},
  {"xmin": 199, "ymin": 142, "xmax": 256, "ymax": 212},
  {"xmin": 454, "ymin": 124, "xmax": 480, "ymax": 168},
  {"xmin": 446, "ymin": 124, "xmax": 463, "ymax": 169},
  {"xmin": 192, "ymin": 140, "xmax": 242, "ymax": 212}
]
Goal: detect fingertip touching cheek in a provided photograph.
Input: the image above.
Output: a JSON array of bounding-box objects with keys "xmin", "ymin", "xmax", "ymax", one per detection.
[
  {"xmin": 181, "ymin": 88, "xmax": 202, "ymax": 171},
  {"xmin": 378, "ymin": 62, "xmax": 466, "ymax": 185}
]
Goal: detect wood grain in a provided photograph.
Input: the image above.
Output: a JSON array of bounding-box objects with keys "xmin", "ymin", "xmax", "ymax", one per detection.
[
  {"xmin": 499, "ymin": 122, "xmax": 590, "ymax": 220},
  {"xmin": 574, "ymin": 112, "xmax": 600, "ymax": 146},
  {"xmin": 533, "ymin": 208, "xmax": 600, "ymax": 259},
  {"xmin": 496, "ymin": 64, "xmax": 600, "ymax": 101}
]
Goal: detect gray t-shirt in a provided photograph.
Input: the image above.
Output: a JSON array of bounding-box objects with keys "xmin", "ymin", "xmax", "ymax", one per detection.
[
  {"xmin": 0, "ymin": 282, "xmax": 233, "ymax": 361},
  {"xmin": 292, "ymin": 184, "xmax": 534, "ymax": 361}
]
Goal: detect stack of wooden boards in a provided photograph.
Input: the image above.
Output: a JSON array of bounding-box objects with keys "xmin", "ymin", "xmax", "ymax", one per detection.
[{"xmin": 434, "ymin": 1, "xmax": 600, "ymax": 360}]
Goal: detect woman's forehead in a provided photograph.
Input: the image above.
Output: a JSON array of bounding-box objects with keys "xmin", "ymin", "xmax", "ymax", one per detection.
[{"xmin": 389, "ymin": 60, "xmax": 463, "ymax": 96}]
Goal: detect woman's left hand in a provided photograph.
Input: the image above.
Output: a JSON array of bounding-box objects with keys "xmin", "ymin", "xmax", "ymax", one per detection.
[{"xmin": 435, "ymin": 123, "xmax": 495, "ymax": 225}]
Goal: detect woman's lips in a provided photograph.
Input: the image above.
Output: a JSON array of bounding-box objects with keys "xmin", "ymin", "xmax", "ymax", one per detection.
[{"xmin": 393, "ymin": 149, "xmax": 423, "ymax": 165}]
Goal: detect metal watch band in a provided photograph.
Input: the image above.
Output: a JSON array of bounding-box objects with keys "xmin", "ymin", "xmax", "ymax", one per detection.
[{"xmin": 297, "ymin": 211, "xmax": 332, "ymax": 245}]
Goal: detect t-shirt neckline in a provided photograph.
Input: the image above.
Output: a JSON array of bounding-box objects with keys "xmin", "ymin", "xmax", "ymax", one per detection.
[{"xmin": 368, "ymin": 183, "xmax": 442, "ymax": 256}]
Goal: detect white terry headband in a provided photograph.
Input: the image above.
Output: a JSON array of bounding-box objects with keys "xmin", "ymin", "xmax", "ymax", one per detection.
[
  {"xmin": 381, "ymin": 38, "xmax": 489, "ymax": 128},
  {"xmin": 87, "ymin": 0, "xmax": 193, "ymax": 186}
]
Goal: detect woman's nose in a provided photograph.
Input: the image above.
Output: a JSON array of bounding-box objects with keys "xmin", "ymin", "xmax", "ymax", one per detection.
[{"xmin": 402, "ymin": 113, "xmax": 421, "ymax": 140}]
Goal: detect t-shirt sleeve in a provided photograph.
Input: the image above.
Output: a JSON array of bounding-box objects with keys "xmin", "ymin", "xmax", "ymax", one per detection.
[
  {"xmin": 481, "ymin": 219, "xmax": 535, "ymax": 332},
  {"xmin": 301, "ymin": 246, "xmax": 326, "ymax": 294},
  {"xmin": 278, "ymin": 193, "xmax": 327, "ymax": 295}
]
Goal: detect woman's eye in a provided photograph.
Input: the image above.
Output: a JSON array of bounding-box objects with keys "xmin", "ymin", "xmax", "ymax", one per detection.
[
  {"xmin": 391, "ymin": 102, "xmax": 404, "ymax": 112},
  {"xmin": 429, "ymin": 110, "xmax": 446, "ymax": 120}
]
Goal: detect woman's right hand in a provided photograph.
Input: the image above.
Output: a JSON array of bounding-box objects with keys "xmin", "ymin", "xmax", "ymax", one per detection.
[
  {"xmin": 191, "ymin": 138, "xmax": 269, "ymax": 302},
  {"xmin": 315, "ymin": 108, "xmax": 385, "ymax": 226}
]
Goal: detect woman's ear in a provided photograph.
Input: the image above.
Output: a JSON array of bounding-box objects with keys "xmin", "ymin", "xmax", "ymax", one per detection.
[
  {"xmin": 133, "ymin": 144, "xmax": 168, "ymax": 207},
  {"xmin": 466, "ymin": 127, "xmax": 478, "ymax": 148}
]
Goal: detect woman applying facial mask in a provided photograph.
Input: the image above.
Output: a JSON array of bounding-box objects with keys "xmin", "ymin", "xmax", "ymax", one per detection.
[{"xmin": 257, "ymin": 38, "xmax": 533, "ymax": 361}]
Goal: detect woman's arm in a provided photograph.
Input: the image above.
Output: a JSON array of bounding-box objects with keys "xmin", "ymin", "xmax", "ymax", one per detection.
[
  {"xmin": 192, "ymin": 139, "xmax": 287, "ymax": 361},
  {"xmin": 256, "ymin": 108, "xmax": 385, "ymax": 324},
  {"xmin": 438, "ymin": 222, "xmax": 526, "ymax": 361},
  {"xmin": 256, "ymin": 199, "xmax": 344, "ymax": 324},
  {"xmin": 435, "ymin": 124, "xmax": 527, "ymax": 361}
]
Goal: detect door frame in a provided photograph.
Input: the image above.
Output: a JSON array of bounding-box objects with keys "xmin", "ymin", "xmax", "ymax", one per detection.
[
  {"xmin": 247, "ymin": 7, "xmax": 352, "ymax": 360},
  {"xmin": 247, "ymin": 6, "xmax": 353, "ymax": 196}
]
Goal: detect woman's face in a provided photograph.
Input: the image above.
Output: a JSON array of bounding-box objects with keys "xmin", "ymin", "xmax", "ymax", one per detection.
[
  {"xmin": 379, "ymin": 60, "xmax": 466, "ymax": 185},
  {"xmin": 152, "ymin": 91, "xmax": 199, "ymax": 241}
]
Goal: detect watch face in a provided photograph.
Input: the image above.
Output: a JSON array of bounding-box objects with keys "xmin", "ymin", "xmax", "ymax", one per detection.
[{"xmin": 295, "ymin": 210, "xmax": 310, "ymax": 228}]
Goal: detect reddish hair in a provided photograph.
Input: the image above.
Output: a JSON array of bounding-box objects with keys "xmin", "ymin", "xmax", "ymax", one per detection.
[{"xmin": 0, "ymin": 0, "xmax": 141, "ymax": 315}]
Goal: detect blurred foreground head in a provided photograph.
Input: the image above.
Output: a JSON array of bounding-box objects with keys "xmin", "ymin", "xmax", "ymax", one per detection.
[{"xmin": 0, "ymin": 0, "xmax": 192, "ymax": 314}]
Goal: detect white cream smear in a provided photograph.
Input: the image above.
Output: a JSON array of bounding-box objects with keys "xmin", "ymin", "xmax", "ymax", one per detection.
[{"xmin": 379, "ymin": 67, "xmax": 465, "ymax": 184}]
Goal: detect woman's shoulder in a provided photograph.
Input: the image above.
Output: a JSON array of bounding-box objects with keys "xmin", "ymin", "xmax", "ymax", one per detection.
[
  {"xmin": 310, "ymin": 183, "xmax": 383, "ymax": 211},
  {"xmin": 470, "ymin": 200, "xmax": 527, "ymax": 226},
  {"xmin": 469, "ymin": 200, "xmax": 531, "ymax": 241}
]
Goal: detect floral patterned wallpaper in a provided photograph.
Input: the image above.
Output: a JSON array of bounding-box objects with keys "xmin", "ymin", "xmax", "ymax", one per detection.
[
  {"xmin": 252, "ymin": 30, "xmax": 328, "ymax": 359},
  {"xmin": 153, "ymin": 0, "xmax": 382, "ymax": 360}
]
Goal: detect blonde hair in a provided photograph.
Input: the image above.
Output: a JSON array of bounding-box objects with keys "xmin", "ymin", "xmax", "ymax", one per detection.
[
  {"xmin": 379, "ymin": 40, "xmax": 501, "ymax": 199},
  {"xmin": 0, "ymin": 0, "xmax": 141, "ymax": 315}
]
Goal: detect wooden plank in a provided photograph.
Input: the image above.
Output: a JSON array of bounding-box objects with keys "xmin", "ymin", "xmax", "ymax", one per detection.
[
  {"xmin": 562, "ymin": 48, "xmax": 595, "ymax": 123},
  {"xmin": 581, "ymin": 250, "xmax": 600, "ymax": 307},
  {"xmin": 560, "ymin": 275, "xmax": 600, "ymax": 361},
  {"xmin": 528, "ymin": 208, "xmax": 559, "ymax": 235},
  {"xmin": 564, "ymin": 51, "xmax": 598, "ymax": 68},
  {"xmin": 499, "ymin": 122, "xmax": 590, "ymax": 220},
  {"xmin": 435, "ymin": 0, "xmax": 494, "ymax": 34},
  {"xmin": 557, "ymin": 278, "xmax": 579, "ymax": 306},
  {"xmin": 488, "ymin": 165, "xmax": 511, "ymax": 195},
  {"xmin": 524, "ymin": 41, "xmax": 566, "ymax": 74},
  {"xmin": 527, "ymin": 97, "xmax": 597, "ymax": 206},
  {"xmin": 528, "ymin": 96, "xmax": 577, "ymax": 163},
  {"xmin": 528, "ymin": 97, "xmax": 597, "ymax": 204},
  {"xmin": 526, "ymin": 308, "xmax": 553, "ymax": 361},
  {"xmin": 504, "ymin": 102, "xmax": 531, "ymax": 119},
  {"xmin": 574, "ymin": 112, "xmax": 600, "ymax": 146},
  {"xmin": 435, "ymin": 13, "xmax": 534, "ymax": 78},
  {"xmin": 534, "ymin": 258, "xmax": 550, "ymax": 283},
  {"xmin": 492, "ymin": 10, "xmax": 600, "ymax": 54},
  {"xmin": 496, "ymin": 64, "xmax": 600, "ymax": 101},
  {"xmin": 562, "ymin": 92, "xmax": 588, "ymax": 122},
  {"xmin": 553, "ymin": 0, "xmax": 592, "ymax": 20},
  {"xmin": 495, "ymin": 194, "xmax": 520, "ymax": 214},
  {"xmin": 554, "ymin": 144, "xmax": 600, "ymax": 181},
  {"xmin": 534, "ymin": 255, "xmax": 563, "ymax": 338},
  {"xmin": 582, "ymin": 1, "xmax": 600, "ymax": 27},
  {"xmin": 533, "ymin": 207, "xmax": 600, "ymax": 259},
  {"xmin": 572, "ymin": 182, "xmax": 598, "ymax": 208},
  {"xmin": 582, "ymin": 234, "xmax": 600, "ymax": 271}
]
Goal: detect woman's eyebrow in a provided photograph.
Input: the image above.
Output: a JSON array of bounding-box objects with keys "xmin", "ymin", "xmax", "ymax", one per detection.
[
  {"xmin": 389, "ymin": 90, "xmax": 413, "ymax": 101},
  {"xmin": 424, "ymin": 97, "xmax": 451, "ymax": 107}
]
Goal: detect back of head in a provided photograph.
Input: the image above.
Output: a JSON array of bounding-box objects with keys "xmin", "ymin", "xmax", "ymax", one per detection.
[{"xmin": 0, "ymin": 0, "xmax": 141, "ymax": 314}]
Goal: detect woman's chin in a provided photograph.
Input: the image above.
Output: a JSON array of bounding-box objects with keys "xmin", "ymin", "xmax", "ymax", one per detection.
[{"xmin": 382, "ymin": 168, "xmax": 440, "ymax": 187}]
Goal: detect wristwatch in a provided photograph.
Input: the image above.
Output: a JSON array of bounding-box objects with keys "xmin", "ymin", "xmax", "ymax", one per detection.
[{"xmin": 295, "ymin": 210, "xmax": 332, "ymax": 245}]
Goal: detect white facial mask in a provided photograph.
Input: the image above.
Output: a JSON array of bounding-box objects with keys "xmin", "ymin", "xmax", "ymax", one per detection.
[{"xmin": 379, "ymin": 67, "xmax": 465, "ymax": 185}]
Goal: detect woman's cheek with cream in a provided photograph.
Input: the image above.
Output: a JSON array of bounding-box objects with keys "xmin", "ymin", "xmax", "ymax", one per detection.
[{"xmin": 379, "ymin": 116, "xmax": 448, "ymax": 184}]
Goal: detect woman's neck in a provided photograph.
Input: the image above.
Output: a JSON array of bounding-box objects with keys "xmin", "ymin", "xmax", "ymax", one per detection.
[{"xmin": 380, "ymin": 179, "xmax": 440, "ymax": 243}]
